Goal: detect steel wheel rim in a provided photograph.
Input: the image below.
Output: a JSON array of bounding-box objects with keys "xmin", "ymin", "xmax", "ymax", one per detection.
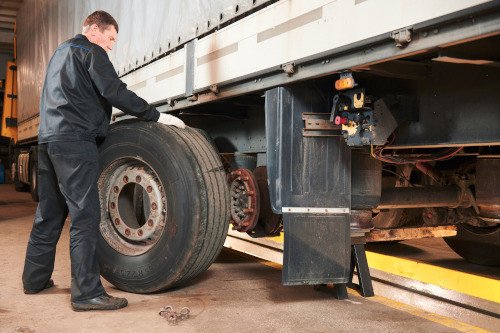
[{"xmin": 98, "ymin": 157, "xmax": 167, "ymax": 256}]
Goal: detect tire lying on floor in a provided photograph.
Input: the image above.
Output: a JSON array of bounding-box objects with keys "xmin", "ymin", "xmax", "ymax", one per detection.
[{"xmin": 97, "ymin": 120, "xmax": 230, "ymax": 293}]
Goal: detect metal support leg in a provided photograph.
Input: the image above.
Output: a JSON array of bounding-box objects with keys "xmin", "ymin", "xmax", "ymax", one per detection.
[
  {"xmin": 313, "ymin": 283, "xmax": 348, "ymax": 300},
  {"xmin": 349, "ymin": 243, "xmax": 374, "ymax": 297},
  {"xmin": 332, "ymin": 283, "xmax": 348, "ymax": 300}
]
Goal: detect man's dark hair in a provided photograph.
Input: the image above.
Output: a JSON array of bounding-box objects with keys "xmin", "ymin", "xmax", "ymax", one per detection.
[{"xmin": 84, "ymin": 10, "xmax": 119, "ymax": 33}]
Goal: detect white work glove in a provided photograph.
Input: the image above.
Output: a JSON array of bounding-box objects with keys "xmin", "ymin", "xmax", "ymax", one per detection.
[{"xmin": 157, "ymin": 113, "xmax": 186, "ymax": 129}]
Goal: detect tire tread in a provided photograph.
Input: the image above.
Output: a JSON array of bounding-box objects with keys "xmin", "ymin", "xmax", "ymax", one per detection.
[{"xmin": 167, "ymin": 127, "xmax": 230, "ymax": 286}]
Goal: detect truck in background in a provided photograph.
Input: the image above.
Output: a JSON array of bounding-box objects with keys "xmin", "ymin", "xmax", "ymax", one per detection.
[
  {"xmin": 10, "ymin": 0, "xmax": 500, "ymax": 293},
  {"xmin": 0, "ymin": 59, "xmax": 18, "ymax": 186}
]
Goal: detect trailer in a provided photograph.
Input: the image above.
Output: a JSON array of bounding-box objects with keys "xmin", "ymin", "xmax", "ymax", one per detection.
[{"xmin": 10, "ymin": 0, "xmax": 500, "ymax": 293}]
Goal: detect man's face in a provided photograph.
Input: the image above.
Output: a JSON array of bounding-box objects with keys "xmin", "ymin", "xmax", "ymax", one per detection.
[{"xmin": 86, "ymin": 24, "xmax": 117, "ymax": 52}]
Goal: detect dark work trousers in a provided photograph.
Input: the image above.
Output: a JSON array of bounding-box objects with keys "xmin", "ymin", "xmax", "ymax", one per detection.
[{"xmin": 22, "ymin": 141, "xmax": 105, "ymax": 301}]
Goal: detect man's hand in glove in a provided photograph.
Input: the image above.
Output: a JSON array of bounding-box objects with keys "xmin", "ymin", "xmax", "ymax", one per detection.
[{"xmin": 157, "ymin": 113, "xmax": 186, "ymax": 129}]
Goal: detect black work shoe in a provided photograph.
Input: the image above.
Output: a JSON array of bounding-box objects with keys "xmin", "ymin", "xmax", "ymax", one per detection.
[
  {"xmin": 71, "ymin": 293, "xmax": 128, "ymax": 311},
  {"xmin": 24, "ymin": 279, "xmax": 55, "ymax": 294}
]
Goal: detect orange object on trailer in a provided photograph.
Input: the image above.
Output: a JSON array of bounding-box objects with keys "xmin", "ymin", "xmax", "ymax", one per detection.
[{"xmin": 0, "ymin": 60, "xmax": 18, "ymax": 143}]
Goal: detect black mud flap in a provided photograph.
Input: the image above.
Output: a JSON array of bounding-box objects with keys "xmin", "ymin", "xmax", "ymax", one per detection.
[
  {"xmin": 265, "ymin": 83, "xmax": 351, "ymax": 285},
  {"xmin": 283, "ymin": 214, "xmax": 350, "ymax": 285}
]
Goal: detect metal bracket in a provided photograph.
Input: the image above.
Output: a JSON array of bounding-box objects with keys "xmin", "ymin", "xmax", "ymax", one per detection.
[
  {"xmin": 390, "ymin": 28, "xmax": 412, "ymax": 48},
  {"xmin": 282, "ymin": 207, "xmax": 350, "ymax": 214},
  {"xmin": 281, "ymin": 62, "xmax": 296, "ymax": 75},
  {"xmin": 353, "ymin": 92, "xmax": 364, "ymax": 109},
  {"xmin": 302, "ymin": 113, "xmax": 341, "ymax": 137},
  {"xmin": 187, "ymin": 94, "xmax": 198, "ymax": 102},
  {"xmin": 185, "ymin": 40, "xmax": 195, "ymax": 96},
  {"xmin": 348, "ymin": 243, "xmax": 374, "ymax": 297},
  {"xmin": 209, "ymin": 84, "xmax": 219, "ymax": 94},
  {"xmin": 5, "ymin": 117, "xmax": 17, "ymax": 127},
  {"xmin": 330, "ymin": 95, "xmax": 340, "ymax": 122}
]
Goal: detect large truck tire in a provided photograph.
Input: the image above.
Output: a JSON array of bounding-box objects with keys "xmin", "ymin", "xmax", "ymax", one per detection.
[
  {"xmin": 97, "ymin": 120, "xmax": 230, "ymax": 293},
  {"xmin": 13, "ymin": 149, "xmax": 29, "ymax": 192},
  {"xmin": 444, "ymin": 224, "xmax": 500, "ymax": 267},
  {"xmin": 14, "ymin": 175, "xmax": 29, "ymax": 192},
  {"xmin": 29, "ymin": 148, "xmax": 39, "ymax": 202}
]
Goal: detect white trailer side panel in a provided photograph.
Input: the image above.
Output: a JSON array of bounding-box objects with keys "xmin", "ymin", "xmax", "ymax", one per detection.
[
  {"xmin": 122, "ymin": 0, "xmax": 496, "ymax": 105},
  {"xmin": 16, "ymin": 0, "xmax": 273, "ymax": 142},
  {"xmin": 18, "ymin": 117, "xmax": 39, "ymax": 143},
  {"xmin": 121, "ymin": 48, "xmax": 187, "ymax": 103},
  {"xmin": 193, "ymin": 0, "xmax": 492, "ymax": 90},
  {"xmin": 17, "ymin": 0, "xmax": 498, "ymax": 137}
]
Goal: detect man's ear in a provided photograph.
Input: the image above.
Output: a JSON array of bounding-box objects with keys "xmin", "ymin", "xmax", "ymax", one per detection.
[{"xmin": 90, "ymin": 24, "xmax": 99, "ymax": 36}]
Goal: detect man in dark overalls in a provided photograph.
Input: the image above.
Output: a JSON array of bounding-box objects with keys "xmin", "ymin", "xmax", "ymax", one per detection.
[{"xmin": 21, "ymin": 10, "xmax": 185, "ymax": 311}]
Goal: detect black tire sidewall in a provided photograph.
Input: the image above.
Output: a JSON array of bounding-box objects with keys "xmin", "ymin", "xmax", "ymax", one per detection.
[
  {"xmin": 97, "ymin": 121, "xmax": 208, "ymax": 292},
  {"xmin": 444, "ymin": 224, "xmax": 500, "ymax": 266},
  {"xmin": 29, "ymin": 149, "xmax": 39, "ymax": 202},
  {"xmin": 13, "ymin": 149, "xmax": 29, "ymax": 192}
]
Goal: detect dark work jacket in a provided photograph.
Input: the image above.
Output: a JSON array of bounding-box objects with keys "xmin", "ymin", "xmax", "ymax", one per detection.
[{"xmin": 38, "ymin": 34, "xmax": 160, "ymax": 143}]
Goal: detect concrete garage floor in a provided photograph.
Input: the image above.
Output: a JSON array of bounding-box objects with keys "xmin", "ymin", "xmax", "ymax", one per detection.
[{"xmin": 0, "ymin": 184, "xmax": 467, "ymax": 333}]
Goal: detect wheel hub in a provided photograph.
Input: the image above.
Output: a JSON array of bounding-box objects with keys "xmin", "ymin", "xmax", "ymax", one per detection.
[
  {"xmin": 99, "ymin": 159, "xmax": 167, "ymax": 256},
  {"xmin": 229, "ymin": 168, "xmax": 259, "ymax": 232},
  {"xmin": 108, "ymin": 166, "xmax": 165, "ymax": 242}
]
